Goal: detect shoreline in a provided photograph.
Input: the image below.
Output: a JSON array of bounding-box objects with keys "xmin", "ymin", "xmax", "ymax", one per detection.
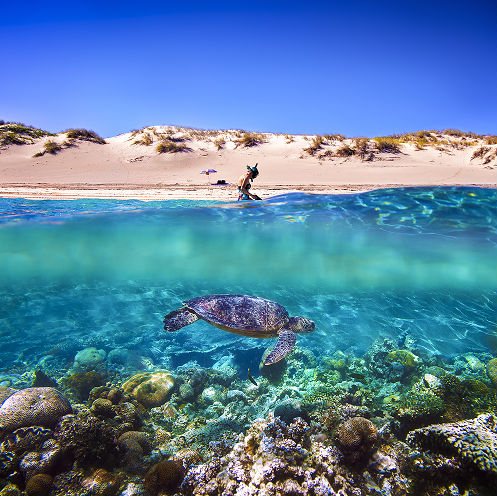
[{"xmin": 1, "ymin": 183, "xmax": 496, "ymax": 201}]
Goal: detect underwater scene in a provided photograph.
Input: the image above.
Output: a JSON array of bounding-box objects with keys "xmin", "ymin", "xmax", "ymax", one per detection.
[{"xmin": 0, "ymin": 186, "xmax": 496, "ymax": 496}]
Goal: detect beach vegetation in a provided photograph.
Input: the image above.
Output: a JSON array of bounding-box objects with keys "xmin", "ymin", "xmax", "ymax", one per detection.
[
  {"xmin": 484, "ymin": 150, "xmax": 497, "ymax": 164},
  {"xmin": 324, "ymin": 134, "xmax": 345, "ymax": 142},
  {"xmin": 32, "ymin": 139, "xmax": 66, "ymax": 157},
  {"xmin": 414, "ymin": 139, "xmax": 428, "ymax": 150},
  {"xmin": 485, "ymin": 136, "xmax": 497, "ymax": 145},
  {"xmin": 415, "ymin": 130, "xmax": 433, "ymax": 140},
  {"xmin": 65, "ymin": 128, "xmax": 106, "ymax": 144},
  {"xmin": 443, "ymin": 129, "xmax": 465, "ymax": 137},
  {"xmin": 43, "ymin": 140, "xmax": 63, "ymax": 154},
  {"xmin": 374, "ymin": 137, "xmax": 401, "ymax": 153},
  {"xmin": 213, "ymin": 138, "xmax": 225, "ymax": 150},
  {"xmin": 335, "ymin": 145, "xmax": 355, "ymax": 157},
  {"xmin": 285, "ymin": 134, "xmax": 294, "ymax": 144},
  {"xmin": 235, "ymin": 132, "xmax": 265, "ymax": 148},
  {"xmin": 471, "ymin": 147, "xmax": 490, "ymax": 161},
  {"xmin": 304, "ymin": 135, "xmax": 325, "ymax": 156},
  {"xmin": 156, "ymin": 140, "xmax": 192, "ymax": 154},
  {"xmin": 353, "ymin": 137, "xmax": 372, "ymax": 160},
  {"xmin": 318, "ymin": 150, "xmax": 335, "ymax": 159},
  {"xmin": 132, "ymin": 133, "xmax": 154, "ymax": 146},
  {"xmin": 0, "ymin": 122, "xmax": 52, "ymax": 146}
]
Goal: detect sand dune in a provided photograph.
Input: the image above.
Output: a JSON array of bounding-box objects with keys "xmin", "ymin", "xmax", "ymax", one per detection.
[{"xmin": 1, "ymin": 125, "xmax": 495, "ymax": 200}]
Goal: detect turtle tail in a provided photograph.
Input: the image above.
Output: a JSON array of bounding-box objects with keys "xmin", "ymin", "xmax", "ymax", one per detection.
[
  {"xmin": 163, "ymin": 308, "xmax": 199, "ymax": 332},
  {"xmin": 264, "ymin": 330, "xmax": 297, "ymax": 365}
]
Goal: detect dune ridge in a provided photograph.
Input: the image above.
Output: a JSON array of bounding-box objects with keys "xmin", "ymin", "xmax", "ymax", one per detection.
[{"xmin": 1, "ymin": 123, "xmax": 495, "ymax": 200}]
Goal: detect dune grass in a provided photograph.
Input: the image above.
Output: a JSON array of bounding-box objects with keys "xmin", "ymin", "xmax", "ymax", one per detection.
[
  {"xmin": 156, "ymin": 141, "xmax": 192, "ymax": 154},
  {"xmin": 373, "ymin": 137, "xmax": 401, "ymax": 153},
  {"xmin": 33, "ymin": 140, "xmax": 64, "ymax": 157},
  {"xmin": 304, "ymin": 136, "xmax": 325, "ymax": 156},
  {"xmin": 335, "ymin": 145, "xmax": 355, "ymax": 157},
  {"xmin": 0, "ymin": 122, "xmax": 52, "ymax": 146},
  {"xmin": 65, "ymin": 129, "xmax": 106, "ymax": 144},
  {"xmin": 235, "ymin": 132, "xmax": 265, "ymax": 148},
  {"xmin": 132, "ymin": 133, "xmax": 154, "ymax": 146},
  {"xmin": 213, "ymin": 138, "xmax": 225, "ymax": 150}
]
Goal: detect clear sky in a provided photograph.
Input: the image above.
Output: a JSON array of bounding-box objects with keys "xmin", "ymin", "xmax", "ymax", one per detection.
[{"xmin": 1, "ymin": 0, "xmax": 496, "ymax": 137}]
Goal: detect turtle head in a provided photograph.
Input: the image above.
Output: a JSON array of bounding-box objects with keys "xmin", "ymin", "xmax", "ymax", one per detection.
[{"xmin": 287, "ymin": 316, "xmax": 315, "ymax": 334}]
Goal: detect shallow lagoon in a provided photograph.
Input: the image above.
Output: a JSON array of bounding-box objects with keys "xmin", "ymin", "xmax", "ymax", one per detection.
[
  {"xmin": 0, "ymin": 187, "xmax": 496, "ymax": 495},
  {"xmin": 1, "ymin": 187, "xmax": 496, "ymax": 372}
]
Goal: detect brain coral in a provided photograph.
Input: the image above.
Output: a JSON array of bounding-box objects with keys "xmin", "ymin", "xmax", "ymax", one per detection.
[
  {"xmin": 144, "ymin": 460, "xmax": 184, "ymax": 495},
  {"xmin": 25, "ymin": 473, "xmax": 53, "ymax": 496},
  {"xmin": 122, "ymin": 371, "xmax": 175, "ymax": 408},
  {"xmin": 0, "ymin": 388, "xmax": 71, "ymax": 433},
  {"xmin": 0, "ymin": 386, "xmax": 16, "ymax": 406},
  {"xmin": 336, "ymin": 417, "xmax": 378, "ymax": 462},
  {"xmin": 487, "ymin": 358, "xmax": 497, "ymax": 388},
  {"xmin": 407, "ymin": 414, "xmax": 497, "ymax": 473}
]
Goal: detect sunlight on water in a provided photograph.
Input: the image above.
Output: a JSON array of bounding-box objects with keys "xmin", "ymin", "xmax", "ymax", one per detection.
[
  {"xmin": 1, "ymin": 189, "xmax": 496, "ymax": 291},
  {"xmin": 0, "ymin": 187, "xmax": 496, "ymax": 362}
]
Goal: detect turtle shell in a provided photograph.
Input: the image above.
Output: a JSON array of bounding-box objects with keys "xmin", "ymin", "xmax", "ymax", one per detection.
[{"xmin": 184, "ymin": 294, "xmax": 289, "ymax": 336}]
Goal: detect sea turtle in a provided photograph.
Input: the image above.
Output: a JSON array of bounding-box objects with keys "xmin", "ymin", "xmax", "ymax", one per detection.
[{"xmin": 163, "ymin": 294, "xmax": 315, "ymax": 365}]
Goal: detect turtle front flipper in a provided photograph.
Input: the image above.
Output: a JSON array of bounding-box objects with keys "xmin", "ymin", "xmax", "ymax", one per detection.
[
  {"xmin": 264, "ymin": 330, "xmax": 297, "ymax": 365},
  {"xmin": 163, "ymin": 308, "xmax": 199, "ymax": 332}
]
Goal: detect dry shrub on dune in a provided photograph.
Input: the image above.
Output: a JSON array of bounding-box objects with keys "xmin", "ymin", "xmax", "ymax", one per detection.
[
  {"xmin": 235, "ymin": 132, "xmax": 265, "ymax": 148},
  {"xmin": 304, "ymin": 135, "xmax": 325, "ymax": 156},
  {"xmin": 65, "ymin": 129, "xmax": 106, "ymax": 144},
  {"xmin": 156, "ymin": 141, "xmax": 192, "ymax": 154}
]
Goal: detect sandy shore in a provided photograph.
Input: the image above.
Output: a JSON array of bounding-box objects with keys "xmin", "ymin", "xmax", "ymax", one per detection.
[
  {"xmin": 1, "ymin": 125, "xmax": 495, "ymax": 200},
  {"xmin": 0, "ymin": 183, "xmax": 495, "ymax": 201}
]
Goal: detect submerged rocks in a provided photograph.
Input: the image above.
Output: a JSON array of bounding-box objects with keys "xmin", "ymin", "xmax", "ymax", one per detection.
[{"xmin": 0, "ymin": 387, "xmax": 72, "ymax": 433}]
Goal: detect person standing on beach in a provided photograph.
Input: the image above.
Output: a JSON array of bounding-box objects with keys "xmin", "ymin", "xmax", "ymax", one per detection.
[{"xmin": 237, "ymin": 163, "xmax": 261, "ymax": 200}]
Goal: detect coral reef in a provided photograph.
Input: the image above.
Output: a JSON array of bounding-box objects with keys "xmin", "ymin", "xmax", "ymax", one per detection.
[
  {"xmin": 180, "ymin": 415, "xmax": 408, "ymax": 496},
  {"xmin": 54, "ymin": 414, "xmax": 119, "ymax": 468},
  {"xmin": 72, "ymin": 347, "xmax": 107, "ymax": 374},
  {"xmin": 487, "ymin": 357, "xmax": 497, "ymax": 388},
  {"xmin": 407, "ymin": 414, "xmax": 497, "ymax": 474},
  {"xmin": 123, "ymin": 371, "xmax": 175, "ymax": 408},
  {"xmin": 0, "ymin": 388, "xmax": 72, "ymax": 433},
  {"xmin": 25, "ymin": 473, "xmax": 53, "ymax": 496},
  {"xmin": 386, "ymin": 349, "xmax": 420, "ymax": 372},
  {"xmin": 118, "ymin": 431, "xmax": 151, "ymax": 472},
  {"xmin": 2, "ymin": 332, "xmax": 497, "ymax": 495},
  {"xmin": 335, "ymin": 416, "xmax": 379, "ymax": 463},
  {"xmin": 63, "ymin": 371, "xmax": 107, "ymax": 402},
  {"xmin": 145, "ymin": 460, "xmax": 184, "ymax": 495}
]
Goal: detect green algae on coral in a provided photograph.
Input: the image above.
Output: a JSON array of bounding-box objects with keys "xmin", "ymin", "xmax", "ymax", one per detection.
[{"xmin": 387, "ymin": 349, "xmax": 420, "ymax": 371}]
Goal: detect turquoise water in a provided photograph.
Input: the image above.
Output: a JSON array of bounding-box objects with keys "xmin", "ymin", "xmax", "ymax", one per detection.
[{"xmin": 0, "ymin": 187, "xmax": 496, "ymax": 378}]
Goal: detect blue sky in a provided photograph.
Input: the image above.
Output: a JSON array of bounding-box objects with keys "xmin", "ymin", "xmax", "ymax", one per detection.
[{"xmin": 1, "ymin": 0, "xmax": 496, "ymax": 137}]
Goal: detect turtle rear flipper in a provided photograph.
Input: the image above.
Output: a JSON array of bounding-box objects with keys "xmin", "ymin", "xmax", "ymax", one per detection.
[
  {"xmin": 264, "ymin": 330, "xmax": 296, "ymax": 365},
  {"xmin": 163, "ymin": 308, "xmax": 199, "ymax": 332}
]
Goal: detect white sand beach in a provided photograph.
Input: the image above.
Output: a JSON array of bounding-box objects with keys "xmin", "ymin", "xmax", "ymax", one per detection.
[{"xmin": 1, "ymin": 126, "xmax": 495, "ymax": 200}]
